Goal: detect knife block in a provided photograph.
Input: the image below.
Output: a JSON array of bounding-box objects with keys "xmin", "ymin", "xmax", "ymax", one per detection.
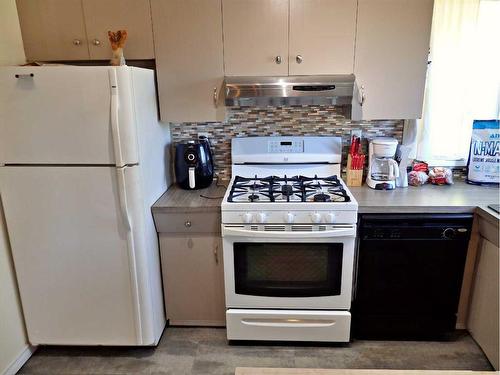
[{"xmin": 346, "ymin": 154, "xmax": 363, "ymax": 187}]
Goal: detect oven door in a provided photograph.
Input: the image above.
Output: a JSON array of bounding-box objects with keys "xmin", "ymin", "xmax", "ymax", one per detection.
[{"xmin": 222, "ymin": 225, "xmax": 356, "ymax": 310}]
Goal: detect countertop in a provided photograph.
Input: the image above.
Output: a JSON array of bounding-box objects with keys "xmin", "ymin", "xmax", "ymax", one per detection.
[
  {"xmin": 152, "ymin": 182, "xmax": 227, "ymax": 213},
  {"xmin": 350, "ymin": 179, "xmax": 499, "ymax": 216},
  {"xmin": 152, "ymin": 179, "xmax": 499, "ymax": 220}
]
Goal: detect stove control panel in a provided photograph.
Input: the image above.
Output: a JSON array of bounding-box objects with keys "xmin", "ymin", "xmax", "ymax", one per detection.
[
  {"xmin": 226, "ymin": 210, "xmax": 357, "ymax": 225},
  {"xmin": 268, "ymin": 139, "xmax": 304, "ymax": 153}
]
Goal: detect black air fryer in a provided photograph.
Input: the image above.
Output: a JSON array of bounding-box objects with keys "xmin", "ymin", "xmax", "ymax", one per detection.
[{"xmin": 174, "ymin": 137, "xmax": 214, "ymax": 190}]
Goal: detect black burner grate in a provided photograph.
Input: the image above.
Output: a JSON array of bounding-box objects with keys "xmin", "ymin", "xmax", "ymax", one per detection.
[{"xmin": 228, "ymin": 175, "xmax": 351, "ymax": 203}]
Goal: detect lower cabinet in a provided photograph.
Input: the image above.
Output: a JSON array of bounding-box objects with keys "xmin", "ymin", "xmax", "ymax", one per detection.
[
  {"xmin": 159, "ymin": 234, "xmax": 225, "ymax": 326},
  {"xmin": 467, "ymin": 215, "xmax": 499, "ymax": 370}
]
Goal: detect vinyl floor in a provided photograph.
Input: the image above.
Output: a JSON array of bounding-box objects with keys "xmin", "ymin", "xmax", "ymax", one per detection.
[{"xmin": 19, "ymin": 328, "xmax": 494, "ymax": 375}]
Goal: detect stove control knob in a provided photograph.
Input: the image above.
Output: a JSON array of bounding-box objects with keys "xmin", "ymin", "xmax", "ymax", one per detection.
[
  {"xmin": 257, "ymin": 212, "xmax": 267, "ymax": 223},
  {"xmin": 242, "ymin": 212, "xmax": 253, "ymax": 224},
  {"xmin": 284, "ymin": 212, "xmax": 295, "ymax": 223},
  {"xmin": 325, "ymin": 213, "xmax": 336, "ymax": 223},
  {"xmin": 311, "ymin": 212, "xmax": 322, "ymax": 224}
]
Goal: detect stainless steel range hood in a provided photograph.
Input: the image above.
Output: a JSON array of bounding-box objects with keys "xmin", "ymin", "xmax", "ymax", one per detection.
[{"xmin": 223, "ymin": 75, "xmax": 355, "ymax": 107}]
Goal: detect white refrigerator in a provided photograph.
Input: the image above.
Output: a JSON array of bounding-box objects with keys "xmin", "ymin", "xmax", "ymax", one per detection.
[{"xmin": 0, "ymin": 66, "xmax": 171, "ymax": 346}]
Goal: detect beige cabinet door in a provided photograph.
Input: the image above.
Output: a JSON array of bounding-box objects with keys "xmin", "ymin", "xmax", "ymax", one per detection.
[
  {"xmin": 151, "ymin": 0, "xmax": 225, "ymax": 122},
  {"xmin": 82, "ymin": 0, "xmax": 154, "ymax": 60},
  {"xmin": 16, "ymin": 0, "xmax": 89, "ymax": 61},
  {"xmin": 160, "ymin": 235, "xmax": 225, "ymax": 326},
  {"xmin": 289, "ymin": 0, "xmax": 357, "ymax": 75},
  {"xmin": 468, "ymin": 237, "xmax": 499, "ymax": 370},
  {"xmin": 222, "ymin": 0, "xmax": 289, "ymax": 76},
  {"xmin": 352, "ymin": 0, "xmax": 433, "ymax": 120}
]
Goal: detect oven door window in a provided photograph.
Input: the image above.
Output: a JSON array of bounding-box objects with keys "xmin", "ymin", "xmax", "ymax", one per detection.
[{"xmin": 234, "ymin": 242, "xmax": 343, "ymax": 297}]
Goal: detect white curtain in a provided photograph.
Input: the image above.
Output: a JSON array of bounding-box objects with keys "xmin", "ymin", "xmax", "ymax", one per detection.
[{"xmin": 416, "ymin": 0, "xmax": 500, "ymax": 165}]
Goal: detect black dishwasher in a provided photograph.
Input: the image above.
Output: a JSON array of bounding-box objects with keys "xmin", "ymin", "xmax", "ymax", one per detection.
[{"xmin": 352, "ymin": 214, "xmax": 473, "ymax": 339}]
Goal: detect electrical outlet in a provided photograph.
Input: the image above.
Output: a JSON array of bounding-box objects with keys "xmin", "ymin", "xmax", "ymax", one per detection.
[
  {"xmin": 197, "ymin": 132, "xmax": 210, "ymax": 139},
  {"xmin": 350, "ymin": 129, "xmax": 362, "ymax": 139}
]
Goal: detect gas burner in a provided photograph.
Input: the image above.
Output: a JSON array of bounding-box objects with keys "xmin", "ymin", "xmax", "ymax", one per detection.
[
  {"xmin": 281, "ymin": 184, "xmax": 294, "ymax": 196},
  {"xmin": 248, "ymin": 194, "xmax": 260, "ymax": 202},
  {"xmin": 313, "ymin": 193, "xmax": 331, "ymax": 202},
  {"xmin": 227, "ymin": 175, "xmax": 351, "ymax": 203}
]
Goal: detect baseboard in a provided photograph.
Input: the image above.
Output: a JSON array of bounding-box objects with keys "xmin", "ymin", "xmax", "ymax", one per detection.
[{"xmin": 2, "ymin": 345, "xmax": 37, "ymax": 375}]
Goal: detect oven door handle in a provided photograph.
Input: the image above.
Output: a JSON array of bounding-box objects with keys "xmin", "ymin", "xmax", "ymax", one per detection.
[{"xmin": 223, "ymin": 226, "xmax": 356, "ymax": 238}]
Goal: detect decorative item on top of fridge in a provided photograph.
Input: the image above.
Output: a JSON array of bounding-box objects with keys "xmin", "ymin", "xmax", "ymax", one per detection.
[
  {"xmin": 466, "ymin": 119, "xmax": 500, "ymax": 186},
  {"xmin": 108, "ymin": 30, "xmax": 128, "ymax": 66},
  {"xmin": 346, "ymin": 135, "xmax": 365, "ymax": 187}
]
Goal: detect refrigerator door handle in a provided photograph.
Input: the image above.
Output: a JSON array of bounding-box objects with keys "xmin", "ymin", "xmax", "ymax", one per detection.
[
  {"xmin": 109, "ymin": 69, "xmax": 125, "ymax": 167},
  {"xmin": 115, "ymin": 166, "xmax": 143, "ymax": 342},
  {"xmin": 116, "ymin": 167, "xmax": 131, "ymax": 231}
]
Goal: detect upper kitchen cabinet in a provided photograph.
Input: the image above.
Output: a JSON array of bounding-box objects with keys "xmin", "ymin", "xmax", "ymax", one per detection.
[
  {"xmin": 151, "ymin": 0, "xmax": 225, "ymax": 122},
  {"xmin": 222, "ymin": 0, "xmax": 289, "ymax": 76},
  {"xmin": 16, "ymin": 0, "xmax": 89, "ymax": 61},
  {"xmin": 16, "ymin": 0, "xmax": 154, "ymax": 61},
  {"xmin": 289, "ymin": 0, "xmax": 357, "ymax": 75},
  {"xmin": 82, "ymin": 0, "xmax": 154, "ymax": 60},
  {"xmin": 352, "ymin": 0, "xmax": 434, "ymax": 120}
]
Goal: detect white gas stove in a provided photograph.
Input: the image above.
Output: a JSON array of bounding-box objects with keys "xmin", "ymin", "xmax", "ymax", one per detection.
[{"xmin": 221, "ymin": 136, "xmax": 358, "ymax": 343}]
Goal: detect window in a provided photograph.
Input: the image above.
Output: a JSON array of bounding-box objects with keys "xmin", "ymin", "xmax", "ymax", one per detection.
[{"xmin": 415, "ymin": 0, "xmax": 500, "ymax": 166}]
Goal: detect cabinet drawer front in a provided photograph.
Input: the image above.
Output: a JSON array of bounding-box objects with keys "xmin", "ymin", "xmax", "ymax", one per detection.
[{"xmin": 154, "ymin": 212, "xmax": 221, "ymax": 233}]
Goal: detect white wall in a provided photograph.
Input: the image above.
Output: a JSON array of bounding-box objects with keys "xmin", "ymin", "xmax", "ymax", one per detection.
[{"xmin": 0, "ymin": 2, "xmax": 32, "ymax": 375}]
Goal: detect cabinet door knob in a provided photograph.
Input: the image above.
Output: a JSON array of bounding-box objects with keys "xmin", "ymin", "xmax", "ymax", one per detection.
[
  {"xmin": 296, "ymin": 55, "xmax": 303, "ymax": 64},
  {"xmin": 184, "ymin": 220, "xmax": 192, "ymax": 228},
  {"xmin": 92, "ymin": 39, "xmax": 101, "ymax": 46},
  {"xmin": 73, "ymin": 39, "xmax": 82, "ymax": 46},
  {"xmin": 275, "ymin": 55, "xmax": 282, "ymax": 64},
  {"xmin": 214, "ymin": 244, "xmax": 219, "ymax": 264},
  {"xmin": 213, "ymin": 87, "xmax": 218, "ymax": 107},
  {"xmin": 358, "ymin": 84, "xmax": 366, "ymax": 106}
]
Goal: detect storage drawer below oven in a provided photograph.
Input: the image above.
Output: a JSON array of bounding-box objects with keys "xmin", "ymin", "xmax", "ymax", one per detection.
[{"xmin": 226, "ymin": 309, "xmax": 350, "ymax": 342}]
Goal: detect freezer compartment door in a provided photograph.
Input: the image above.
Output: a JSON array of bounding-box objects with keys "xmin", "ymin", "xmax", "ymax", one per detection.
[
  {"xmin": 0, "ymin": 166, "xmax": 144, "ymax": 345},
  {"xmin": 0, "ymin": 66, "xmax": 138, "ymax": 166}
]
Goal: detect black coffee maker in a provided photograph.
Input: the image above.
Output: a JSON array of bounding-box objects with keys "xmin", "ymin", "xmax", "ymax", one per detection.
[{"xmin": 174, "ymin": 137, "xmax": 214, "ymax": 190}]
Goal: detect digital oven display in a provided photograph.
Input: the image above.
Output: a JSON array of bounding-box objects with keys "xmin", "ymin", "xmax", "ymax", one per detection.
[{"xmin": 268, "ymin": 140, "xmax": 304, "ymax": 153}]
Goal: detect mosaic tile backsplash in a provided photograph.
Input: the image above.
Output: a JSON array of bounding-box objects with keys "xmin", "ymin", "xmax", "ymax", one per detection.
[{"xmin": 170, "ymin": 106, "xmax": 404, "ymax": 180}]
